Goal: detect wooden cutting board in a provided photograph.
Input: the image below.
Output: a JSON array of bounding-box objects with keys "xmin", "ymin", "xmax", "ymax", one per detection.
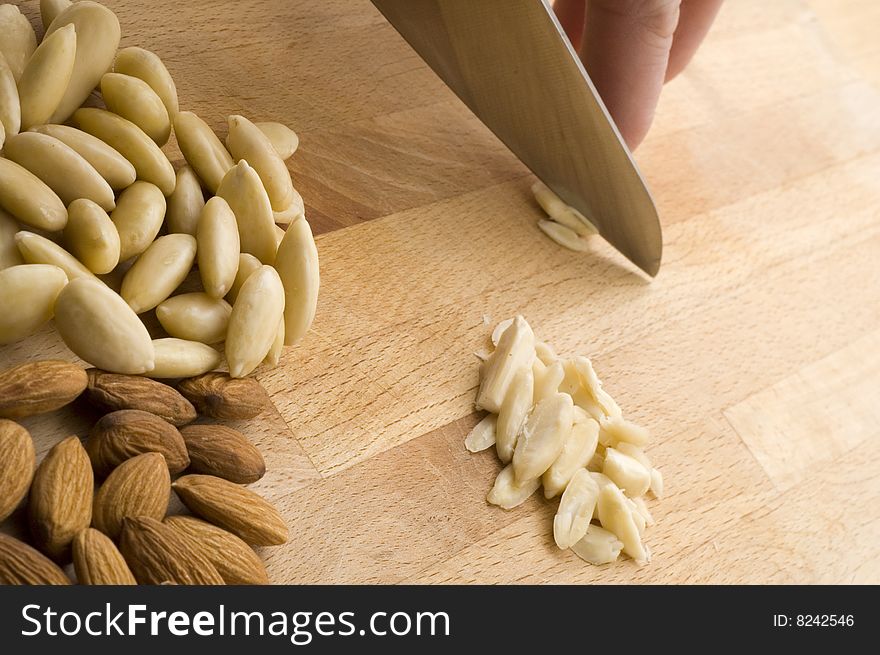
[{"xmin": 3, "ymin": 0, "xmax": 879, "ymax": 584}]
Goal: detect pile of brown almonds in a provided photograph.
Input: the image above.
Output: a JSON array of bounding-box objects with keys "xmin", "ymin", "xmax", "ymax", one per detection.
[
  {"xmin": 0, "ymin": 358, "xmax": 286, "ymax": 585},
  {"xmin": 468, "ymin": 316, "xmax": 663, "ymax": 565},
  {"xmin": 0, "ymin": 1, "xmax": 319, "ymax": 378}
]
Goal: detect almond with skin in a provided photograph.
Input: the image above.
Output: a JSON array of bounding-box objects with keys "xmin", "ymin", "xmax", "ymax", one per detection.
[
  {"xmin": 177, "ymin": 372, "xmax": 270, "ymax": 420},
  {"xmin": 180, "ymin": 425, "xmax": 265, "ymax": 484},
  {"xmin": 165, "ymin": 515, "xmax": 268, "ymax": 585},
  {"xmin": 0, "ymin": 360, "xmax": 87, "ymax": 419},
  {"xmin": 72, "ymin": 528, "xmax": 136, "ymax": 585},
  {"xmin": 87, "ymin": 409, "xmax": 189, "ymax": 476},
  {"xmin": 0, "ymin": 533, "xmax": 70, "ymax": 585},
  {"xmin": 85, "ymin": 369, "xmax": 197, "ymax": 426},
  {"xmin": 92, "ymin": 452, "xmax": 170, "ymax": 539},
  {"xmin": 119, "ymin": 516, "xmax": 224, "ymax": 585},
  {"xmin": 0, "ymin": 419, "xmax": 35, "ymax": 522},
  {"xmin": 173, "ymin": 474, "xmax": 287, "ymax": 546},
  {"xmin": 29, "ymin": 436, "xmax": 94, "ymax": 560}
]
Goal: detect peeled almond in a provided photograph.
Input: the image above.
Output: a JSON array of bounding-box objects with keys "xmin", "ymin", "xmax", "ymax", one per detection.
[
  {"xmin": 40, "ymin": 0, "xmax": 72, "ymax": 29},
  {"xmin": 15, "ymin": 231, "xmax": 97, "ymax": 282},
  {"xmin": 571, "ymin": 525, "xmax": 623, "ymax": 565},
  {"xmin": 225, "ymin": 265, "xmax": 285, "ymax": 378},
  {"xmin": 110, "ymin": 181, "xmax": 166, "ymax": 261},
  {"xmin": 534, "ymin": 341, "xmax": 558, "ymax": 366},
  {"xmin": 487, "ymin": 463, "xmax": 541, "ymax": 510},
  {"xmin": 113, "ymin": 46, "xmax": 179, "ymax": 118},
  {"xmin": 274, "ymin": 216, "xmax": 320, "ymax": 346},
  {"xmin": 533, "ymin": 360, "xmax": 564, "ymax": 403},
  {"xmin": 570, "ymin": 356, "xmax": 621, "ymax": 420},
  {"xmin": 537, "ymin": 219, "xmax": 591, "ymax": 252},
  {"xmin": 650, "ymin": 468, "xmax": 664, "ymax": 498},
  {"xmin": 0, "ymin": 4, "xmax": 37, "ymax": 81},
  {"xmin": 0, "ymin": 53, "xmax": 20, "ymax": 138},
  {"xmin": 166, "ymin": 165, "xmax": 205, "ymax": 236},
  {"xmin": 174, "ymin": 111, "xmax": 234, "ymax": 193},
  {"xmin": 0, "ymin": 264, "xmax": 68, "ymax": 345},
  {"xmin": 596, "ymin": 483, "xmax": 647, "ymax": 563},
  {"xmin": 491, "ymin": 318, "xmax": 514, "ymax": 346},
  {"xmin": 602, "ymin": 447, "xmax": 651, "ymax": 498},
  {"xmin": 101, "ymin": 72, "xmax": 171, "ymax": 146},
  {"xmin": 121, "ymin": 234, "xmax": 197, "ymax": 314},
  {"xmin": 148, "ymin": 339, "xmax": 222, "ymax": 379},
  {"xmin": 17, "ymin": 24, "xmax": 76, "ymax": 130},
  {"xmin": 543, "ymin": 417, "xmax": 599, "ymax": 498},
  {"xmin": 225, "ymin": 253, "xmax": 262, "ymax": 305},
  {"xmin": 54, "ymin": 278, "xmax": 155, "ymax": 374},
  {"xmin": 63, "ymin": 199, "xmax": 120, "ymax": 275},
  {"xmin": 256, "ymin": 121, "xmax": 299, "ymax": 160},
  {"xmin": 599, "ymin": 415, "xmax": 650, "ymax": 447},
  {"xmin": 0, "ymin": 210, "xmax": 24, "ymax": 271},
  {"xmin": 216, "ymin": 161, "xmax": 277, "ymax": 264},
  {"xmin": 464, "ymin": 414, "xmax": 496, "ymax": 453},
  {"xmin": 512, "ymin": 392, "xmax": 573, "ymax": 484},
  {"xmin": 264, "ymin": 318, "xmax": 284, "ymax": 368},
  {"xmin": 74, "ymin": 108, "xmax": 175, "ymax": 195},
  {"xmin": 156, "ymin": 293, "xmax": 232, "ymax": 345},
  {"xmin": 273, "ymin": 188, "xmax": 305, "ymax": 225},
  {"xmin": 29, "ymin": 124, "xmax": 136, "ymax": 191},
  {"xmin": 197, "ymin": 196, "xmax": 240, "ymax": 299},
  {"xmin": 476, "ymin": 315, "xmax": 535, "ymax": 413},
  {"xmin": 3, "ymin": 132, "xmax": 116, "ymax": 211},
  {"xmin": 0, "ymin": 155, "xmax": 68, "ymax": 232},
  {"xmin": 226, "ymin": 114, "xmax": 294, "ymax": 210},
  {"xmin": 44, "ymin": 1, "xmax": 122, "ymax": 124},
  {"xmin": 532, "ymin": 180, "xmax": 598, "ymax": 236},
  {"xmin": 495, "ymin": 366, "xmax": 533, "ymax": 464},
  {"xmin": 553, "ymin": 469, "xmax": 600, "ymax": 549}
]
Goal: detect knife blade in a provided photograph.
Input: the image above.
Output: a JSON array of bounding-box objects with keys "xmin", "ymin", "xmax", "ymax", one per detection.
[{"xmin": 371, "ymin": 0, "xmax": 662, "ymax": 276}]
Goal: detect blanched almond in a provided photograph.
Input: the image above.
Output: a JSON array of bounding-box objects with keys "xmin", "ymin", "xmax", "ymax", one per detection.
[
  {"xmin": 486, "ymin": 463, "xmax": 541, "ymax": 510},
  {"xmin": 166, "ymin": 165, "xmax": 205, "ymax": 236},
  {"xmin": 0, "ymin": 209, "xmax": 23, "ymax": 271},
  {"xmin": 571, "ymin": 525, "xmax": 623, "ymax": 565},
  {"xmin": 553, "ymin": 469, "xmax": 599, "ymax": 549},
  {"xmin": 30, "ymin": 124, "xmax": 137, "ymax": 191},
  {"xmin": 110, "ymin": 181, "xmax": 167, "ymax": 261},
  {"xmin": 532, "ymin": 181, "xmax": 598, "ymax": 236},
  {"xmin": 0, "ymin": 158, "xmax": 67, "ymax": 231},
  {"xmin": 512, "ymin": 392, "xmax": 573, "ymax": 484},
  {"xmin": 156, "ymin": 293, "xmax": 232, "ymax": 345},
  {"xmin": 101, "ymin": 72, "xmax": 171, "ymax": 146},
  {"xmin": 264, "ymin": 318, "xmax": 284, "ymax": 368},
  {"xmin": 64, "ymin": 199, "xmax": 120, "ymax": 275},
  {"xmin": 0, "ymin": 5, "xmax": 37, "ymax": 81},
  {"xmin": 225, "ymin": 253, "xmax": 262, "ymax": 304},
  {"xmin": 216, "ymin": 160, "xmax": 277, "ymax": 264},
  {"xmin": 225, "ymin": 265, "xmax": 285, "ymax": 378},
  {"xmin": 537, "ymin": 219, "xmax": 591, "ymax": 252},
  {"xmin": 274, "ymin": 216, "xmax": 320, "ymax": 346},
  {"xmin": 650, "ymin": 467, "xmax": 664, "ymax": 498},
  {"xmin": 17, "ymin": 24, "xmax": 76, "ymax": 130},
  {"xmin": 476, "ymin": 315, "xmax": 535, "ymax": 413},
  {"xmin": 3, "ymin": 132, "xmax": 116, "ymax": 211},
  {"xmin": 464, "ymin": 414, "xmax": 496, "ymax": 452},
  {"xmin": 0, "ymin": 264, "xmax": 68, "ymax": 345},
  {"xmin": 597, "ymin": 483, "xmax": 647, "ymax": 563},
  {"xmin": 54, "ymin": 278, "xmax": 155, "ymax": 374},
  {"xmin": 495, "ymin": 366, "xmax": 533, "ymax": 463},
  {"xmin": 174, "ymin": 111, "xmax": 234, "ymax": 194},
  {"xmin": 148, "ymin": 338, "xmax": 222, "ymax": 379},
  {"xmin": 490, "ymin": 318, "xmax": 514, "ymax": 346},
  {"xmin": 43, "ymin": 1, "xmax": 121, "ymax": 124},
  {"xmin": 121, "ymin": 234, "xmax": 197, "ymax": 314},
  {"xmin": 602, "ymin": 447, "xmax": 651, "ymax": 497},
  {"xmin": 0, "ymin": 52, "xmax": 20, "ymax": 138},
  {"xmin": 569, "ymin": 356, "xmax": 621, "ymax": 420},
  {"xmin": 256, "ymin": 121, "xmax": 299, "ymax": 160},
  {"xmin": 273, "ymin": 188, "xmax": 305, "ymax": 225},
  {"xmin": 599, "ymin": 415, "xmax": 650, "ymax": 447},
  {"xmin": 543, "ymin": 417, "xmax": 599, "ymax": 498},
  {"xmin": 74, "ymin": 108, "xmax": 175, "ymax": 195},
  {"xmin": 533, "ymin": 360, "xmax": 564, "ymax": 403},
  {"xmin": 15, "ymin": 231, "xmax": 97, "ymax": 282},
  {"xmin": 40, "ymin": 0, "xmax": 71, "ymax": 29},
  {"xmin": 226, "ymin": 114, "xmax": 294, "ymax": 211},
  {"xmin": 615, "ymin": 441, "xmax": 651, "ymax": 469},
  {"xmin": 114, "ymin": 47, "xmax": 179, "ymax": 118},
  {"xmin": 197, "ymin": 196, "xmax": 240, "ymax": 299}
]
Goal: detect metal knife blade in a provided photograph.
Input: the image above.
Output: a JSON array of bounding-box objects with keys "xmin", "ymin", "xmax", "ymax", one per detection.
[{"xmin": 371, "ymin": 0, "xmax": 662, "ymax": 276}]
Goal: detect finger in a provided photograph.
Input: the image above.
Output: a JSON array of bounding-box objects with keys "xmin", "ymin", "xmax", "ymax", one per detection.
[
  {"xmin": 580, "ymin": 0, "xmax": 681, "ymax": 149},
  {"xmin": 665, "ymin": 0, "xmax": 723, "ymax": 81},
  {"xmin": 553, "ymin": 0, "xmax": 587, "ymax": 52}
]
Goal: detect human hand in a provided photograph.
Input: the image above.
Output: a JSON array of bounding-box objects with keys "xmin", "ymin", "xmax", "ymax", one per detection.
[{"xmin": 554, "ymin": 0, "xmax": 723, "ymax": 150}]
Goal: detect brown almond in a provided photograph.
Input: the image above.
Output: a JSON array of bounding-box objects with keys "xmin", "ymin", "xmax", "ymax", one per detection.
[
  {"xmin": 180, "ymin": 424, "xmax": 266, "ymax": 484},
  {"xmin": 92, "ymin": 452, "xmax": 170, "ymax": 539},
  {"xmin": 0, "ymin": 419, "xmax": 35, "ymax": 522},
  {"xmin": 72, "ymin": 527, "xmax": 136, "ymax": 585},
  {"xmin": 87, "ymin": 409, "xmax": 189, "ymax": 476},
  {"xmin": 0, "ymin": 533, "xmax": 71, "ymax": 585},
  {"xmin": 85, "ymin": 369, "xmax": 197, "ymax": 426},
  {"xmin": 165, "ymin": 515, "xmax": 268, "ymax": 585},
  {"xmin": 0, "ymin": 360, "xmax": 88, "ymax": 419},
  {"xmin": 173, "ymin": 474, "xmax": 287, "ymax": 546},
  {"xmin": 119, "ymin": 516, "xmax": 224, "ymax": 585},
  {"xmin": 177, "ymin": 372, "xmax": 270, "ymax": 420},
  {"xmin": 28, "ymin": 436, "xmax": 94, "ymax": 560}
]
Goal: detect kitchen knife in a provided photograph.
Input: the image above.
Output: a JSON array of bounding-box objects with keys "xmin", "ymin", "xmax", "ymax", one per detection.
[{"xmin": 371, "ymin": 0, "xmax": 663, "ymax": 276}]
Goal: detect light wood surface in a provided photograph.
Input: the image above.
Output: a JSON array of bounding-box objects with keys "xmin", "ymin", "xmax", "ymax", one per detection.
[{"xmin": 3, "ymin": 0, "xmax": 880, "ymax": 584}]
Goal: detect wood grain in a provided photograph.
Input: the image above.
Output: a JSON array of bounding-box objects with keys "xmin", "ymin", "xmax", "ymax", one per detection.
[{"xmin": 2, "ymin": 0, "xmax": 879, "ymax": 584}]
